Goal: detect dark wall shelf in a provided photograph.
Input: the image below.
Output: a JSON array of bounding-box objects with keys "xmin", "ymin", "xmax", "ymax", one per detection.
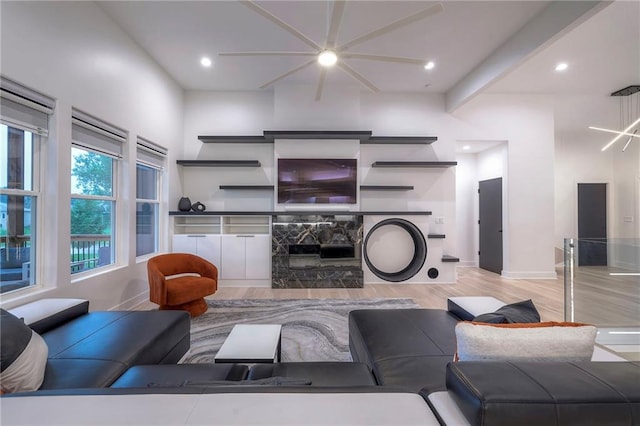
[
  {"xmin": 372, "ymin": 161, "xmax": 457, "ymax": 168},
  {"xmin": 219, "ymin": 185, "xmax": 274, "ymax": 190},
  {"xmin": 170, "ymin": 210, "xmax": 432, "ymax": 216},
  {"xmin": 361, "ymin": 136, "xmax": 437, "ymax": 145},
  {"xmin": 360, "ymin": 185, "xmax": 414, "ymax": 191},
  {"xmin": 428, "ymin": 234, "xmax": 446, "ymax": 239},
  {"xmin": 441, "ymin": 255, "xmax": 460, "ymax": 263},
  {"xmin": 196, "ymin": 131, "xmax": 438, "ymax": 143},
  {"xmin": 177, "ymin": 160, "xmax": 261, "ymax": 167},
  {"xmin": 198, "ymin": 136, "xmax": 272, "ymax": 143},
  {"xmin": 264, "ymin": 130, "xmax": 372, "ymax": 140}
]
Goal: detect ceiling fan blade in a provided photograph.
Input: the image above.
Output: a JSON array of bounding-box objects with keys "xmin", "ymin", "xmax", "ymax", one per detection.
[
  {"xmin": 240, "ymin": 1, "xmax": 321, "ymax": 51},
  {"xmin": 337, "ymin": 62, "xmax": 379, "ymax": 93},
  {"xmin": 259, "ymin": 59, "xmax": 316, "ymax": 89},
  {"xmin": 219, "ymin": 51, "xmax": 316, "ymax": 57},
  {"xmin": 326, "ymin": 1, "xmax": 346, "ymax": 48},
  {"xmin": 338, "ymin": 3, "xmax": 443, "ymax": 51},
  {"xmin": 341, "ymin": 53, "xmax": 426, "ymax": 65},
  {"xmin": 315, "ymin": 69, "xmax": 327, "ymax": 101}
]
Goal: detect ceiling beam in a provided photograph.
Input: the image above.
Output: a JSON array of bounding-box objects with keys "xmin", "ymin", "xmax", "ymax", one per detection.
[{"xmin": 445, "ymin": 1, "xmax": 612, "ymax": 113}]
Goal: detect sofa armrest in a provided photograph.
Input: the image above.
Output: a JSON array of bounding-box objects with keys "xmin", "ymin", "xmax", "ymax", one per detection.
[
  {"xmin": 445, "ymin": 361, "xmax": 640, "ymax": 426},
  {"xmin": 8, "ymin": 298, "xmax": 89, "ymax": 334}
]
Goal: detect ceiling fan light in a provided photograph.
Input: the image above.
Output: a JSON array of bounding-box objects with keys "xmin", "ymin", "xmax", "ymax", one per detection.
[
  {"xmin": 318, "ymin": 50, "xmax": 338, "ymax": 67},
  {"xmin": 424, "ymin": 61, "xmax": 435, "ymax": 70}
]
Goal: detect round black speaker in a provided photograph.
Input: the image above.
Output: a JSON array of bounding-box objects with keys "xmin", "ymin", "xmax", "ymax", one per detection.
[
  {"xmin": 363, "ymin": 218, "xmax": 427, "ymax": 282},
  {"xmin": 427, "ymin": 267, "xmax": 439, "ymax": 279}
]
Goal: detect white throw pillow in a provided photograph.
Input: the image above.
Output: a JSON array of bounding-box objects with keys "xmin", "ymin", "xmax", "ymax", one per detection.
[
  {"xmin": 1, "ymin": 330, "xmax": 48, "ymax": 393},
  {"xmin": 455, "ymin": 321, "xmax": 597, "ymax": 362}
]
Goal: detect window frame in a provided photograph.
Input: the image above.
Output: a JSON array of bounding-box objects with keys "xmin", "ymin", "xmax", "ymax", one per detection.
[
  {"xmin": 0, "ymin": 123, "xmax": 42, "ymax": 294},
  {"xmin": 135, "ymin": 162, "xmax": 161, "ymax": 258},
  {"xmin": 69, "ymin": 109, "xmax": 126, "ymax": 277},
  {"xmin": 69, "ymin": 145, "xmax": 118, "ymax": 275}
]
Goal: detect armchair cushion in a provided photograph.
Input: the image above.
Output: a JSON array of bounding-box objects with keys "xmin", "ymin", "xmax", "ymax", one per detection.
[{"xmin": 165, "ymin": 276, "xmax": 217, "ymax": 305}]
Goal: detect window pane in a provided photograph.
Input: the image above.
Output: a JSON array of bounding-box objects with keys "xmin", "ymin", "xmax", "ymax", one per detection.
[
  {"xmin": 70, "ymin": 198, "xmax": 113, "ymax": 274},
  {"xmin": 1, "ymin": 124, "xmax": 33, "ymax": 191},
  {"xmin": 71, "ymin": 147, "xmax": 113, "ymax": 196},
  {"xmin": 136, "ymin": 202, "xmax": 157, "ymax": 256},
  {"xmin": 136, "ymin": 164, "xmax": 157, "ymax": 200},
  {"xmin": 1, "ymin": 194, "xmax": 36, "ymax": 293}
]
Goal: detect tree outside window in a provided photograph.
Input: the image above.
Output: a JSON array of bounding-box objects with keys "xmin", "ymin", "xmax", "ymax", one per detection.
[{"xmin": 70, "ymin": 147, "xmax": 115, "ymax": 274}]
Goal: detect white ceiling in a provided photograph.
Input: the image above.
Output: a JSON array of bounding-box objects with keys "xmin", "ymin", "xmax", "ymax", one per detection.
[{"xmin": 98, "ymin": 0, "xmax": 639, "ymax": 136}]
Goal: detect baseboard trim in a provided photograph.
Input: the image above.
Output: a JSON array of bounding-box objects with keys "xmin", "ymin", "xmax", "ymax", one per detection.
[
  {"xmin": 110, "ymin": 291, "xmax": 149, "ymax": 311},
  {"xmin": 501, "ymin": 270, "xmax": 558, "ymax": 279},
  {"xmin": 219, "ymin": 279, "xmax": 272, "ymax": 288}
]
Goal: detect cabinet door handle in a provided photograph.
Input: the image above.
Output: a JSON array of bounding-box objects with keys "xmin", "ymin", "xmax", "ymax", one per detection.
[
  {"xmin": 187, "ymin": 235, "xmax": 206, "ymax": 237},
  {"xmin": 236, "ymin": 235, "xmax": 255, "ymax": 238}
]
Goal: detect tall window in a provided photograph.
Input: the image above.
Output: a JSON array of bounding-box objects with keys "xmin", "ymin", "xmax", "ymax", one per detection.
[
  {"xmin": 136, "ymin": 137, "xmax": 165, "ymax": 257},
  {"xmin": 0, "ymin": 77, "xmax": 53, "ymax": 294},
  {"xmin": 70, "ymin": 109, "xmax": 126, "ymax": 274}
]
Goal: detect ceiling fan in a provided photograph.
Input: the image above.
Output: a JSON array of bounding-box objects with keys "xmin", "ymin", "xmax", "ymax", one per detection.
[{"xmin": 220, "ymin": 0, "xmax": 444, "ymax": 100}]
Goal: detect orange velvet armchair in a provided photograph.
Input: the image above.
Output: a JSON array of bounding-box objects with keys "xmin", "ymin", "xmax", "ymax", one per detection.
[{"xmin": 147, "ymin": 253, "xmax": 218, "ymax": 317}]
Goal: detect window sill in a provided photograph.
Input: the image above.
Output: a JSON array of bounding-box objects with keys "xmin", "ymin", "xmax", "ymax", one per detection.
[
  {"xmin": 70, "ymin": 263, "xmax": 128, "ymax": 284},
  {"xmin": 0, "ymin": 286, "xmax": 57, "ymax": 310}
]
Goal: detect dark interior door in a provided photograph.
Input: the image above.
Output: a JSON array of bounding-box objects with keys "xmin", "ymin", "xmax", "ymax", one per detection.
[
  {"xmin": 577, "ymin": 183, "xmax": 607, "ymax": 266},
  {"xmin": 479, "ymin": 178, "xmax": 503, "ymax": 274}
]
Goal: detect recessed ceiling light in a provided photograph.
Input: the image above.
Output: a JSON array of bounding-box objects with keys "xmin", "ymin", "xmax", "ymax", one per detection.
[
  {"xmin": 318, "ymin": 50, "xmax": 338, "ymax": 67},
  {"xmin": 200, "ymin": 57, "xmax": 212, "ymax": 67},
  {"xmin": 462, "ymin": 145, "xmax": 471, "ymax": 150},
  {"xmin": 555, "ymin": 62, "xmax": 568, "ymax": 72},
  {"xmin": 424, "ymin": 61, "xmax": 435, "ymax": 70}
]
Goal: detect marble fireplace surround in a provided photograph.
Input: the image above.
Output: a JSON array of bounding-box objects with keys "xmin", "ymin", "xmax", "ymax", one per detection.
[{"xmin": 272, "ymin": 214, "xmax": 364, "ymax": 289}]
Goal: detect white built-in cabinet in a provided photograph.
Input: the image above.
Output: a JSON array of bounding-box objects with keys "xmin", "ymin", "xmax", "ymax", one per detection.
[
  {"xmin": 221, "ymin": 235, "xmax": 271, "ymax": 279},
  {"xmin": 171, "ymin": 214, "xmax": 271, "ymax": 285},
  {"xmin": 173, "ymin": 234, "xmax": 222, "ymax": 268}
]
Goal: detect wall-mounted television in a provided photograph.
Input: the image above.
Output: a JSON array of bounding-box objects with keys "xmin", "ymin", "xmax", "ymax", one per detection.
[{"xmin": 277, "ymin": 158, "xmax": 357, "ymax": 204}]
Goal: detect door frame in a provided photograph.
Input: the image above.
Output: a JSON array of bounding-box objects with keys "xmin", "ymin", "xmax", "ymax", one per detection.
[{"xmin": 574, "ymin": 179, "xmax": 611, "ymax": 250}]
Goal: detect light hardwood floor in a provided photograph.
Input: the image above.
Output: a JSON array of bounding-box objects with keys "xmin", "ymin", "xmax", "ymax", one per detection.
[{"xmin": 139, "ymin": 267, "xmax": 565, "ymax": 321}]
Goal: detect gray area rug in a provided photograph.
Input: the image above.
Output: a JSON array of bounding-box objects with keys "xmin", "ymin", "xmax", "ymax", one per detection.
[{"xmin": 184, "ymin": 298, "xmax": 419, "ymax": 363}]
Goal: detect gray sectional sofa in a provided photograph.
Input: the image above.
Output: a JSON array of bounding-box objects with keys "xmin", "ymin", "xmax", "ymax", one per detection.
[
  {"xmin": 3, "ymin": 298, "xmax": 191, "ymax": 390},
  {"xmin": 348, "ymin": 301, "xmax": 640, "ymax": 425},
  {"xmin": 2, "ymin": 297, "xmax": 639, "ymax": 426}
]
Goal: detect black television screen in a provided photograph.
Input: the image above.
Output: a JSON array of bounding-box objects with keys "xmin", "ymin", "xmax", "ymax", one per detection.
[{"xmin": 278, "ymin": 158, "xmax": 357, "ymax": 204}]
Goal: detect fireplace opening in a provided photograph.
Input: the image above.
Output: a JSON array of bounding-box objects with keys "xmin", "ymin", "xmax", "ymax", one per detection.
[{"xmin": 288, "ymin": 243, "xmax": 357, "ymax": 269}]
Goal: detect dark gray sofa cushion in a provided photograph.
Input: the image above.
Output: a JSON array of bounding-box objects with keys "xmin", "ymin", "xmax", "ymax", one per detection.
[
  {"xmin": 27, "ymin": 300, "xmax": 89, "ymax": 334},
  {"xmin": 40, "ymin": 359, "xmax": 126, "ymax": 390},
  {"xmin": 443, "ymin": 361, "xmax": 640, "ymax": 426},
  {"xmin": 349, "ymin": 309, "xmax": 459, "ymax": 392},
  {"xmin": 40, "ymin": 310, "xmax": 190, "ymax": 388},
  {"xmin": 43, "ymin": 311, "xmax": 189, "ymax": 365},
  {"xmin": 111, "ymin": 364, "xmax": 249, "ymax": 388},
  {"xmin": 248, "ymin": 362, "xmax": 377, "ymax": 387}
]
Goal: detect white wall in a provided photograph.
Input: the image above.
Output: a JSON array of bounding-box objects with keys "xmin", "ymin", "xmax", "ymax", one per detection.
[
  {"xmin": 182, "ymin": 89, "xmax": 461, "ymax": 269},
  {"xmin": 455, "ymin": 154, "xmax": 478, "ymax": 266},
  {"xmin": 455, "ymin": 143, "xmax": 508, "ymax": 267},
  {"xmin": 554, "ymin": 131, "xmax": 614, "ymax": 251},
  {"xmin": 181, "ymin": 91, "xmax": 275, "ymax": 211},
  {"xmin": 1, "ymin": 2, "xmax": 184, "ymax": 310},
  {"xmin": 455, "ymin": 94, "xmax": 557, "ymax": 278}
]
